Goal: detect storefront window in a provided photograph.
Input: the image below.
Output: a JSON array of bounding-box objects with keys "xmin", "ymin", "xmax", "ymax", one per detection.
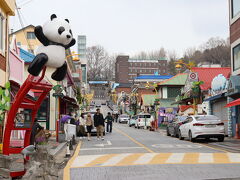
[
  {"xmin": 233, "ymin": 44, "xmax": 240, "ymax": 71},
  {"xmin": 232, "ymin": 0, "xmax": 240, "ymax": 18}
]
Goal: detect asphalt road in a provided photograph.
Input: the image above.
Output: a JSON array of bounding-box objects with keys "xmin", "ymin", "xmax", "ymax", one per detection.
[{"xmin": 64, "ymin": 105, "xmax": 240, "ymax": 180}]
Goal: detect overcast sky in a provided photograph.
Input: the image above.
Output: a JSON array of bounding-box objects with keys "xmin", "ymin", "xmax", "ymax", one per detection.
[{"xmin": 11, "ymin": 0, "xmax": 229, "ymax": 57}]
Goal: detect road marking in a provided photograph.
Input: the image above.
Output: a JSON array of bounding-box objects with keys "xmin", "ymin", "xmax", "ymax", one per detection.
[
  {"xmin": 80, "ymin": 146, "xmax": 144, "ymax": 151},
  {"xmin": 227, "ymin": 153, "xmax": 240, "ymax": 162},
  {"xmin": 116, "ymin": 153, "xmax": 144, "ymax": 166},
  {"xmin": 213, "ymin": 153, "xmax": 230, "ymax": 164},
  {"xmin": 72, "ymin": 154, "xmax": 103, "ymax": 167},
  {"xmin": 94, "ymin": 140, "xmax": 112, "ymax": 147},
  {"xmin": 166, "ymin": 153, "xmax": 184, "ymax": 163},
  {"xmin": 134, "ymin": 153, "xmax": 157, "ymax": 164},
  {"xmin": 63, "ymin": 141, "xmax": 82, "ymax": 180},
  {"xmin": 199, "ymin": 153, "xmax": 213, "ymax": 163},
  {"xmin": 114, "ymin": 127, "xmax": 154, "ymax": 153},
  {"xmin": 152, "ymin": 144, "xmax": 202, "ymax": 149},
  {"xmin": 197, "ymin": 143, "xmax": 230, "ymax": 153},
  {"xmin": 101, "ymin": 153, "xmax": 131, "ymax": 166},
  {"xmin": 71, "ymin": 152, "xmax": 240, "ymax": 168},
  {"xmin": 182, "ymin": 153, "xmax": 199, "ymax": 164},
  {"xmin": 85, "ymin": 154, "xmax": 117, "ymax": 167},
  {"xmin": 149, "ymin": 153, "xmax": 172, "ymax": 164}
]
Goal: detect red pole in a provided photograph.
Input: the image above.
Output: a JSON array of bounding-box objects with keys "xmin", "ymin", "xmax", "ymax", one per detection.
[{"xmin": 235, "ymin": 124, "xmax": 240, "ymax": 139}]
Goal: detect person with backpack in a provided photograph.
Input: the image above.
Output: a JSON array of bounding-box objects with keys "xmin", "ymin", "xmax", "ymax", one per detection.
[{"xmin": 105, "ymin": 112, "xmax": 113, "ymax": 133}]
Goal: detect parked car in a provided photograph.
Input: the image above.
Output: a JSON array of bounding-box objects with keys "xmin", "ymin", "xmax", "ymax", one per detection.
[
  {"xmin": 128, "ymin": 116, "xmax": 137, "ymax": 127},
  {"xmin": 178, "ymin": 115, "xmax": 225, "ymax": 142},
  {"xmin": 135, "ymin": 113, "xmax": 154, "ymax": 129},
  {"xmin": 81, "ymin": 111, "xmax": 105, "ymax": 136},
  {"xmin": 95, "ymin": 103, "xmax": 101, "ymax": 108},
  {"xmin": 118, "ymin": 114, "xmax": 129, "ymax": 123},
  {"xmin": 166, "ymin": 116, "xmax": 188, "ymax": 137}
]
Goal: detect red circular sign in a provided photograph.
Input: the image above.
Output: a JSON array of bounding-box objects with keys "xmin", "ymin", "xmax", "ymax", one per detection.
[{"xmin": 190, "ymin": 73, "xmax": 196, "ymax": 79}]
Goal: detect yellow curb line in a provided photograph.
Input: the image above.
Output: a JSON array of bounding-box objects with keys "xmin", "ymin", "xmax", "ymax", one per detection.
[
  {"xmin": 63, "ymin": 141, "xmax": 82, "ymax": 180},
  {"xmin": 114, "ymin": 127, "xmax": 154, "ymax": 153},
  {"xmin": 197, "ymin": 142, "xmax": 230, "ymax": 153}
]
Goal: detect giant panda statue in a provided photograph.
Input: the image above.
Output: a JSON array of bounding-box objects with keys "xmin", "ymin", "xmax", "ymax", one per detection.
[{"xmin": 28, "ymin": 14, "xmax": 76, "ymax": 81}]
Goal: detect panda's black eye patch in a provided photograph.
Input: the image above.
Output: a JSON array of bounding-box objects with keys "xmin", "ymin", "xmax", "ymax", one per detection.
[
  {"xmin": 69, "ymin": 30, "xmax": 72, "ymax": 35},
  {"xmin": 58, "ymin": 26, "xmax": 65, "ymax": 35}
]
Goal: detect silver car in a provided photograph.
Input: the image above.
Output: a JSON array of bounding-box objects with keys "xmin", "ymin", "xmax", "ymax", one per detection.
[{"xmin": 118, "ymin": 114, "xmax": 130, "ymax": 124}]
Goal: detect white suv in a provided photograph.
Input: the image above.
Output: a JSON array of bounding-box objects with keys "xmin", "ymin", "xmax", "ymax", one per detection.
[{"xmin": 135, "ymin": 113, "xmax": 154, "ymax": 129}]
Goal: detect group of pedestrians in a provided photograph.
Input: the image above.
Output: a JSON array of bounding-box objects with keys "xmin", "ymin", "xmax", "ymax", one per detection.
[{"xmin": 75, "ymin": 108, "xmax": 114, "ymax": 141}]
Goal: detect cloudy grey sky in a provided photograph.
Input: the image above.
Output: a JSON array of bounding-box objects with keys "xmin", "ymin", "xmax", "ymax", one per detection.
[{"xmin": 12, "ymin": 0, "xmax": 229, "ymax": 57}]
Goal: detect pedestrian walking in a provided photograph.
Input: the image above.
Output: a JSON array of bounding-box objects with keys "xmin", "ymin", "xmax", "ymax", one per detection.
[
  {"xmin": 78, "ymin": 114, "xmax": 86, "ymax": 140},
  {"xmin": 105, "ymin": 112, "xmax": 113, "ymax": 133},
  {"xmin": 30, "ymin": 118, "xmax": 44, "ymax": 145},
  {"xmin": 86, "ymin": 113, "xmax": 93, "ymax": 141},
  {"xmin": 94, "ymin": 108, "xmax": 105, "ymax": 140},
  {"xmin": 115, "ymin": 113, "xmax": 119, "ymax": 123}
]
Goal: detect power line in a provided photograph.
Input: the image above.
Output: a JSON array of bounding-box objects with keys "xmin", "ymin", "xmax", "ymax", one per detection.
[{"xmin": 15, "ymin": 3, "xmax": 34, "ymax": 53}]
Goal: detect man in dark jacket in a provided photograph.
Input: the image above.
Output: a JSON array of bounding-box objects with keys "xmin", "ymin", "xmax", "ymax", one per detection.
[
  {"xmin": 94, "ymin": 108, "xmax": 104, "ymax": 140},
  {"xmin": 105, "ymin": 112, "xmax": 113, "ymax": 133}
]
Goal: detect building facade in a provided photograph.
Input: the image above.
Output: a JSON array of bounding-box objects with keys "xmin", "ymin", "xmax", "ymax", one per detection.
[
  {"xmin": 227, "ymin": 0, "xmax": 240, "ymax": 137},
  {"xmin": 10, "ymin": 25, "xmax": 41, "ymax": 54},
  {"xmin": 78, "ymin": 35, "xmax": 87, "ymax": 84},
  {"xmin": 0, "ymin": 0, "xmax": 16, "ymax": 87},
  {"xmin": 115, "ymin": 56, "xmax": 168, "ymax": 83}
]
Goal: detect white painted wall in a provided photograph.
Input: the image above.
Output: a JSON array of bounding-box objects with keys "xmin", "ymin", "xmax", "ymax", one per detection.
[{"xmin": 162, "ymin": 87, "xmax": 168, "ymax": 99}]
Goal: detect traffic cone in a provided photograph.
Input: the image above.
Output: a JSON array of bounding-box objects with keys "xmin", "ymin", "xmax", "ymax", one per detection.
[
  {"xmin": 65, "ymin": 141, "xmax": 71, "ymax": 157},
  {"xmin": 69, "ymin": 140, "xmax": 73, "ymax": 150}
]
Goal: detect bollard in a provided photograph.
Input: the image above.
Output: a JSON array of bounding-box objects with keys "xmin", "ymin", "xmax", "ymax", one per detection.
[
  {"xmin": 72, "ymin": 135, "xmax": 76, "ymax": 145},
  {"xmin": 65, "ymin": 141, "xmax": 71, "ymax": 157},
  {"xmin": 69, "ymin": 140, "xmax": 73, "ymax": 150}
]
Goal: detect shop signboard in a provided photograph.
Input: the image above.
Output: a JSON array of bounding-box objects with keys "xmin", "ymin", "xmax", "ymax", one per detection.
[{"xmin": 211, "ymin": 74, "xmax": 228, "ymax": 96}]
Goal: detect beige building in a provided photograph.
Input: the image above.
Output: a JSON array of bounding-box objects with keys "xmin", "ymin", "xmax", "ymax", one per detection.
[
  {"xmin": 0, "ymin": 0, "xmax": 16, "ymax": 87},
  {"xmin": 10, "ymin": 25, "xmax": 41, "ymax": 54}
]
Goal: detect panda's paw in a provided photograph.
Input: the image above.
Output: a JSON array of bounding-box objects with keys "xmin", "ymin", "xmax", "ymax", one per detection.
[{"xmin": 51, "ymin": 62, "xmax": 67, "ymax": 81}]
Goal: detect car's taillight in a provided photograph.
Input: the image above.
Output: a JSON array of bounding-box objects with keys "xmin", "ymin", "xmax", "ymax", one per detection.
[
  {"xmin": 193, "ymin": 123, "xmax": 205, "ymax": 126},
  {"xmin": 178, "ymin": 122, "xmax": 182, "ymax": 125},
  {"xmin": 217, "ymin": 122, "xmax": 224, "ymax": 126}
]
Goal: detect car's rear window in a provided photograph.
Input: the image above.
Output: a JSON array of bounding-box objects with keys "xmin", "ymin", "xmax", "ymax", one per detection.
[
  {"xmin": 139, "ymin": 115, "xmax": 151, "ymax": 118},
  {"xmin": 195, "ymin": 116, "xmax": 219, "ymax": 121},
  {"xmin": 177, "ymin": 116, "xmax": 187, "ymax": 122}
]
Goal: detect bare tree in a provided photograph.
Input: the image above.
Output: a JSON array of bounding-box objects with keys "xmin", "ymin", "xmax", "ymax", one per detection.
[
  {"xmin": 87, "ymin": 45, "xmax": 109, "ymax": 81},
  {"xmin": 87, "ymin": 45, "xmax": 116, "ymax": 81}
]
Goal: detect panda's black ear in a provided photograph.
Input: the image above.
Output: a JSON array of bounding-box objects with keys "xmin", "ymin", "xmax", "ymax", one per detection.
[
  {"xmin": 51, "ymin": 14, "xmax": 57, "ymax": 21},
  {"xmin": 65, "ymin": 19, "xmax": 69, "ymax": 23}
]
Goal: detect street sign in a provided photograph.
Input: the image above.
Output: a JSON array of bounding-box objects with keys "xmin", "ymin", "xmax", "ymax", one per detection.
[
  {"xmin": 189, "ymin": 72, "xmax": 198, "ymax": 82},
  {"xmin": 52, "ymin": 93, "xmax": 64, "ymax": 97}
]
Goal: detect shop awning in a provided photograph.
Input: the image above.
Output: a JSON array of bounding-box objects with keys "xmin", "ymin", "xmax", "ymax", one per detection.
[
  {"xmin": 204, "ymin": 93, "xmax": 225, "ymax": 102},
  {"xmin": 225, "ymin": 98, "xmax": 240, "ymax": 108}
]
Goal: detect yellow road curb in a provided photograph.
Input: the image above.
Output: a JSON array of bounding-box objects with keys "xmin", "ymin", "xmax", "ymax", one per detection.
[{"xmin": 63, "ymin": 141, "xmax": 82, "ymax": 180}]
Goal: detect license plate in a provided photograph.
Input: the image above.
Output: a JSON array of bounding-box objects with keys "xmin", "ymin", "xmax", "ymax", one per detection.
[{"xmin": 205, "ymin": 125, "xmax": 216, "ymax": 128}]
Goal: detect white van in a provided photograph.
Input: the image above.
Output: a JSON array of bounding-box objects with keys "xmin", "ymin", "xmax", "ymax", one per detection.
[{"xmin": 135, "ymin": 113, "xmax": 154, "ymax": 129}]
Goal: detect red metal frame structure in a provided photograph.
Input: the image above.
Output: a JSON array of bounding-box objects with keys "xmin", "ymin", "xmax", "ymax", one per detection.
[{"xmin": 2, "ymin": 67, "xmax": 52, "ymax": 177}]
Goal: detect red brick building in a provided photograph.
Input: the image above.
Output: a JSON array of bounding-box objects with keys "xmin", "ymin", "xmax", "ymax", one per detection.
[{"xmin": 115, "ymin": 56, "xmax": 168, "ymax": 83}]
